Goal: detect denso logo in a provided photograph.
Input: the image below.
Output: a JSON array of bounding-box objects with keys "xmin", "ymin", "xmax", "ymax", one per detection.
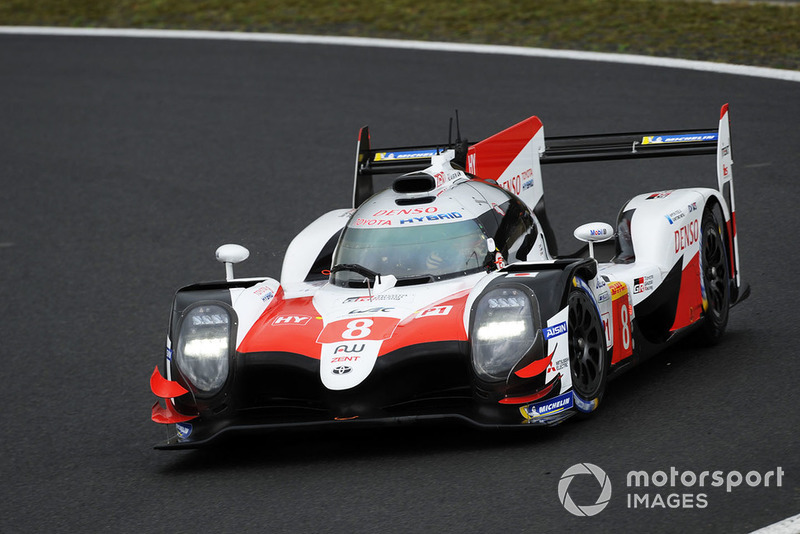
[
  {"xmin": 373, "ymin": 207, "xmax": 438, "ymax": 216},
  {"xmin": 674, "ymin": 220, "xmax": 700, "ymax": 253},
  {"xmin": 544, "ymin": 321, "xmax": 567, "ymax": 339},
  {"xmin": 272, "ymin": 315, "xmax": 311, "ymax": 326}
]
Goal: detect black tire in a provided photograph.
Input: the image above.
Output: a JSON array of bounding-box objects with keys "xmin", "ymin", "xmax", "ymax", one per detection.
[
  {"xmin": 567, "ymin": 285, "xmax": 609, "ymax": 413},
  {"xmin": 696, "ymin": 206, "xmax": 730, "ymax": 345}
]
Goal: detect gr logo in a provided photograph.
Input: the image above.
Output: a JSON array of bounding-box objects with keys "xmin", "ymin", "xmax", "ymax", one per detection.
[{"xmin": 558, "ymin": 463, "xmax": 612, "ymax": 516}]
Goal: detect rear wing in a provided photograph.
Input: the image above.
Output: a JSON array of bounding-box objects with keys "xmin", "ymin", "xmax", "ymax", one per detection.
[
  {"xmin": 540, "ymin": 128, "xmax": 718, "ymax": 164},
  {"xmin": 352, "ymin": 127, "xmax": 469, "ymax": 208},
  {"xmin": 354, "ymin": 107, "xmax": 730, "ymax": 202},
  {"xmin": 352, "ymin": 105, "xmax": 738, "ymax": 289}
]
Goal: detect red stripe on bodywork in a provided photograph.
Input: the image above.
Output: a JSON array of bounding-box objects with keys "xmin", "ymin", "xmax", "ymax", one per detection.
[
  {"xmin": 151, "ymin": 401, "xmax": 197, "ymax": 424},
  {"xmin": 240, "ymin": 288, "xmax": 471, "ymax": 358},
  {"xmin": 670, "ymin": 252, "xmax": 703, "ymax": 331},
  {"xmin": 466, "ymin": 116, "xmax": 542, "ymax": 181},
  {"xmin": 150, "ymin": 366, "xmax": 188, "ymax": 398},
  {"xmin": 237, "ymin": 287, "xmax": 324, "ymax": 357},
  {"xmin": 379, "ymin": 290, "xmax": 470, "ymax": 355}
]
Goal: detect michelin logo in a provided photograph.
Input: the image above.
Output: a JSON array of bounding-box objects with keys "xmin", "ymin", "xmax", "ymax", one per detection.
[
  {"xmin": 642, "ymin": 133, "xmax": 718, "ymax": 145},
  {"xmin": 374, "ymin": 149, "xmax": 438, "ymax": 161},
  {"xmin": 544, "ymin": 321, "xmax": 567, "ymax": 339},
  {"xmin": 521, "ymin": 391, "xmax": 573, "ymax": 419}
]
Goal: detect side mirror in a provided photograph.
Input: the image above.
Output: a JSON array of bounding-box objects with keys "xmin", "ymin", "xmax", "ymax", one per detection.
[
  {"xmin": 374, "ymin": 274, "xmax": 398, "ymax": 294},
  {"xmin": 573, "ymin": 222, "xmax": 614, "ymax": 259},
  {"xmin": 215, "ymin": 244, "xmax": 250, "ymax": 281}
]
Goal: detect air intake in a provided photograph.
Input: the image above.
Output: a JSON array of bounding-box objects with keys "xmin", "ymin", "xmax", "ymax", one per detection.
[
  {"xmin": 392, "ymin": 173, "xmax": 435, "ymax": 193},
  {"xmin": 396, "ymin": 196, "xmax": 436, "ymax": 206}
]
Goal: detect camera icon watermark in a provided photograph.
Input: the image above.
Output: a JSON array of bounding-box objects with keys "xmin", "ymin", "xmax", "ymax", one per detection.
[
  {"xmin": 558, "ymin": 463, "xmax": 785, "ymax": 515},
  {"xmin": 558, "ymin": 463, "xmax": 613, "ymax": 517}
]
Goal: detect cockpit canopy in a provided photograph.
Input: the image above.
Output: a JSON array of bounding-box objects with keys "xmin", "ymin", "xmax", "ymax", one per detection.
[
  {"xmin": 331, "ymin": 218, "xmax": 492, "ymax": 286},
  {"xmin": 330, "ymin": 179, "xmax": 539, "ymax": 287}
]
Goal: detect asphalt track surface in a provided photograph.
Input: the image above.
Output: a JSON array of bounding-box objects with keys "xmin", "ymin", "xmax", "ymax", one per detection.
[{"xmin": 1, "ymin": 34, "xmax": 798, "ymax": 533}]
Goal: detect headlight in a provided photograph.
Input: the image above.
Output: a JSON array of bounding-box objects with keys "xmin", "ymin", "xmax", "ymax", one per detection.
[
  {"xmin": 471, "ymin": 287, "xmax": 537, "ymax": 382},
  {"xmin": 175, "ymin": 304, "xmax": 232, "ymax": 396}
]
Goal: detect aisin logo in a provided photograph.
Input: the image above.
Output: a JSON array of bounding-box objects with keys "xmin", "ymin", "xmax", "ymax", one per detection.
[{"xmin": 558, "ymin": 463, "xmax": 612, "ymax": 516}]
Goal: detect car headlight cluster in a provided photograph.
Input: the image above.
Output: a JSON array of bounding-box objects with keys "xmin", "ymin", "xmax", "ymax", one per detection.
[
  {"xmin": 175, "ymin": 304, "xmax": 232, "ymax": 396},
  {"xmin": 471, "ymin": 287, "xmax": 537, "ymax": 382}
]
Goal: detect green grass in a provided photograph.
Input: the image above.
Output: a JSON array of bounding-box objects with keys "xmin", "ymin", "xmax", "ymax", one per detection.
[{"xmin": 1, "ymin": 0, "xmax": 798, "ymax": 70}]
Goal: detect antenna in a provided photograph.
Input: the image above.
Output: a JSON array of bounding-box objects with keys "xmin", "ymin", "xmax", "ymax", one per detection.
[
  {"xmin": 448, "ymin": 117, "xmax": 453, "ymax": 146},
  {"xmin": 451, "ymin": 110, "xmax": 468, "ymax": 168}
]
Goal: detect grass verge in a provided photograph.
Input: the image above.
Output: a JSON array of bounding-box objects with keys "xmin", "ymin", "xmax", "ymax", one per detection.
[{"xmin": 1, "ymin": 0, "xmax": 798, "ymax": 70}]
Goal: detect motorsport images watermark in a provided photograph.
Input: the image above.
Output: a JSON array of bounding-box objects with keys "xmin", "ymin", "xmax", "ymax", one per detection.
[{"xmin": 558, "ymin": 464, "xmax": 785, "ymax": 516}]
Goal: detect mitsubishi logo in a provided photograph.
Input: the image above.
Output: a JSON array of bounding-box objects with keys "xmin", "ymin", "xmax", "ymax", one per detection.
[{"xmin": 332, "ymin": 365, "xmax": 352, "ymax": 375}]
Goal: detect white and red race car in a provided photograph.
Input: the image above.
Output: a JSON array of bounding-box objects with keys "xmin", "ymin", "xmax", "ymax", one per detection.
[{"xmin": 150, "ymin": 105, "xmax": 748, "ymax": 448}]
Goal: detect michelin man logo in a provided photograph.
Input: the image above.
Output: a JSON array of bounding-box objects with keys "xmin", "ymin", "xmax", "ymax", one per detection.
[{"xmin": 558, "ymin": 463, "xmax": 612, "ymax": 516}]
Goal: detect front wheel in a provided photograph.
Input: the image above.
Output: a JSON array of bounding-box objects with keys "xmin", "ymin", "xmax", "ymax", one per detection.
[
  {"xmin": 567, "ymin": 285, "xmax": 609, "ymax": 414},
  {"xmin": 696, "ymin": 206, "xmax": 731, "ymax": 345}
]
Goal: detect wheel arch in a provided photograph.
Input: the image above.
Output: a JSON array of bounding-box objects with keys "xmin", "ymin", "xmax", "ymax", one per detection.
[{"xmin": 698, "ymin": 190, "xmax": 736, "ymax": 301}]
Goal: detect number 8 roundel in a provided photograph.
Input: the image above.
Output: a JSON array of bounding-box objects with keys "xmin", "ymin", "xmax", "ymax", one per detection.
[{"xmin": 317, "ymin": 317, "xmax": 400, "ymax": 343}]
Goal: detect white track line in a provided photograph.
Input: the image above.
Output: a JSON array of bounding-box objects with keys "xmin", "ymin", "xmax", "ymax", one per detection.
[
  {"xmin": 749, "ymin": 512, "xmax": 800, "ymax": 534},
  {"xmin": 1, "ymin": 26, "xmax": 798, "ymax": 83}
]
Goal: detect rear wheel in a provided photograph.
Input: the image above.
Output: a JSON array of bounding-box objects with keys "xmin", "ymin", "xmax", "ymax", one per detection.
[
  {"xmin": 697, "ymin": 206, "xmax": 730, "ymax": 345},
  {"xmin": 567, "ymin": 286, "xmax": 608, "ymax": 413}
]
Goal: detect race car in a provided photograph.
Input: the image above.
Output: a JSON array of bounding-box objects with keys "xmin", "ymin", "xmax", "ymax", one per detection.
[{"xmin": 150, "ymin": 104, "xmax": 748, "ymax": 448}]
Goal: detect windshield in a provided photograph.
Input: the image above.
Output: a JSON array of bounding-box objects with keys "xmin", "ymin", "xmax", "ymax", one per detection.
[{"xmin": 331, "ymin": 220, "xmax": 490, "ymax": 286}]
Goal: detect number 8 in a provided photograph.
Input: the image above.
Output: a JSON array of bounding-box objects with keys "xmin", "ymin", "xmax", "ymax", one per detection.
[
  {"xmin": 342, "ymin": 319, "xmax": 373, "ymax": 340},
  {"xmin": 620, "ymin": 305, "xmax": 631, "ymax": 349}
]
